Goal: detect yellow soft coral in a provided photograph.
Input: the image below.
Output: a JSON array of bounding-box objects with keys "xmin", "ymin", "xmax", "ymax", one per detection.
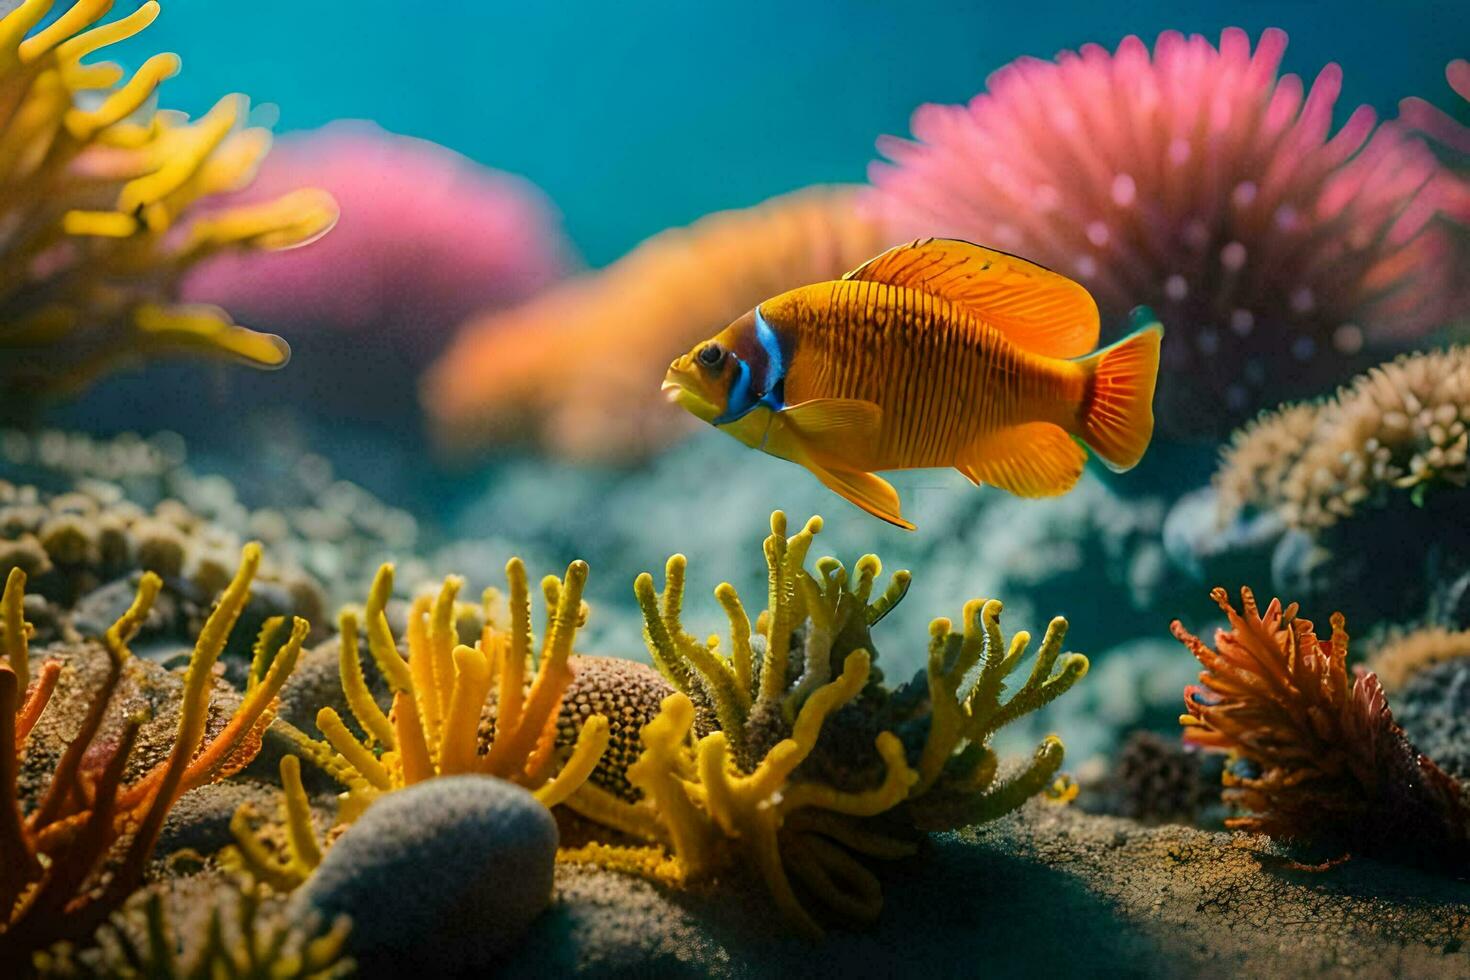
[
  {"xmin": 230, "ymin": 559, "xmax": 611, "ymax": 886},
  {"xmin": 0, "ymin": 0, "xmax": 338, "ymax": 404},
  {"xmin": 563, "ymin": 512, "xmax": 1088, "ymax": 938}
]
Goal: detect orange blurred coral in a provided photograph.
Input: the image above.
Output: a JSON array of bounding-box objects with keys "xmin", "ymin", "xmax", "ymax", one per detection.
[
  {"xmin": 1171, "ymin": 586, "xmax": 1469, "ymax": 862},
  {"xmin": 422, "ymin": 186, "xmax": 890, "ymax": 462}
]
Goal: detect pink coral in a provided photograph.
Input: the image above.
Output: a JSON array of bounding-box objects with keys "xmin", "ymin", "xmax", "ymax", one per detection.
[
  {"xmin": 870, "ymin": 29, "xmax": 1468, "ymax": 437},
  {"xmin": 182, "ymin": 121, "xmax": 571, "ymax": 360}
]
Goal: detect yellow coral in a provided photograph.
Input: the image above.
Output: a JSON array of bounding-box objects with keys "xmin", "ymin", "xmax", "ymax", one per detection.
[
  {"xmin": 37, "ymin": 882, "xmax": 352, "ymax": 978},
  {"xmin": 0, "ymin": 0, "xmax": 338, "ymax": 404},
  {"xmin": 231, "ymin": 559, "xmax": 611, "ymax": 885},
  {"xmin": 563, "ymin": 512, "xmax": 1088, "ymax": 938}
]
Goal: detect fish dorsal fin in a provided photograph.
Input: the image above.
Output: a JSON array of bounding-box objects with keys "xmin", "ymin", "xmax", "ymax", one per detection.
[{"xmin": 843, "ymin": 239, "xmax": 1099, "ymax": 358}]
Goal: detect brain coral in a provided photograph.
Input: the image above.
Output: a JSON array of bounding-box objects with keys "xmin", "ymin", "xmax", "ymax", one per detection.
[
  {"xmin": 869, "ymin": 28, "xmax": 1467, "ymax": 437},
  {"xmin": 294, "ymin": 775, "xmax": 556, "ymax": 975},
  {"xmin": 423, "ymin": 185, "xmax": 890, "ymax": 461},
  {"xmin": 0, "ymin": 1, "xmax": 337, "ymax": 411}
]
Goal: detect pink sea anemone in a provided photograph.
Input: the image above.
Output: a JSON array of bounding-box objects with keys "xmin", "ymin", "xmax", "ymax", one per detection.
[
  {"xmin": 1399, "ymin": 59, "xmax": 1469, "ymax": 224},
  {"xmin": 869, "ymin": 29, "xmax": 1468, "ymax": 437},
  {"xmin": 182, "ymin": 121, "xmax": 571, "ymax": 362}
]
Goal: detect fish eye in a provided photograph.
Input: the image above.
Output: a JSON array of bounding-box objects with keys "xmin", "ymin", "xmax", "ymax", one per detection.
[{"xmin": 697, "ymin": 343, "xmax": 725, "ymax": 369}]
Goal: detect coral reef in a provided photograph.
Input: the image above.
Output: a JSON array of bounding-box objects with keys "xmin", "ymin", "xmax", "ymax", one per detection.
[
  {"xmin": 0, "ymin": 477, "xmax": 325, "ymax": 655},
  {"xmin": 179, "ymin": 121, "xmax": 570, "ymax": 422},
  {"xmin": 293, "ymin": 775, "xmax": 556, "ymax": 975},
  {"xmin": 1400, "ymin": 59, "xmax": 1469, "ymax": 227},
  {"xmin": 38, "ymin": 880, "xmax": 351, "ymax": 978},
  {"xmin": 1, "ymin": 543, "xmax": 303, "ymax": 965},
  {"xmin": 229, "ymin": 559, "xmax": 609, "ymax": 886},
  {"xmin": 1169, "ymin": 346, "xmax": 1470, "ymax": 625},
  {"xmin": 869, "ymin": 28, "xmax": 1468, "ymax": 436},
  {"xmin": 1369, "ymin": 625, "xmax": 1470, "ymax": 782},
  {"xmin": 1171, "ymin": 586, "xmax": 1470, "ymax": 864},
  {"xmin": 423, "ymin": 185, "xmax": 890, "ymax": 461},
  {"xmin": 1392, "ymin": 657, "xmax": 1470, "ymax": 784},
  {"xmin": 0, "ymin": 427, "xmax": 417, "ymax": 613},
  {"xmin": 0, "ymin": 0, "xmax": 337, "ymax": 411},
  {"xmin": 562, "ymin": 512, "xmax": 1088, "ymax": 937},
  {"xmin": 1369, "ymin": 625, "xmax": 1470, "ymax": 692}
]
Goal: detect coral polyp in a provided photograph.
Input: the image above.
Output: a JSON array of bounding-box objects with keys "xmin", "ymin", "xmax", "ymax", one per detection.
[
  {"xmin": 870, "ymin": 27, "xmax": 1467, "ymax": 435},
  {"xmin": 1214, "ymin": 346, "xmax": 1470, "ymax": 530},
  {"xmin": 0, "ymin": 0, "xmax": 338, "ymax": 408},
  {"xmin": 563, "ymin": 512, "xmax": 1089, "ymax": 938}
]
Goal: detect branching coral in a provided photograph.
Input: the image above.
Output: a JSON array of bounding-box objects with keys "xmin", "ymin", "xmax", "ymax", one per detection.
[
  {"xmin": 562, "ymin": 512, "xmax": 1088, "ymax": 937},
  {"xmin": 38, "ymin": 882, "xmax": 352, "ymax": 979},
  {"xmin": 0, "ymin": 0, "xmax": 338, "ymax": 408},
  {"xmin": 1171, "ymin": 587, "xmax": 1470, "ymax": 862},
  {"xmin": 1, "ymin": 542, "xmax": 304, "ymax": 964},
  {"xmin": 869, "ymin": 28, "xmax": 1468, "ymax": 436},
  {"xmin": 230, "ymin": 559, "xmax": 610, "ymax": 888},
  {"xmin": 423, "ymin": 185, "xmax": 889, "ymax": 461}
]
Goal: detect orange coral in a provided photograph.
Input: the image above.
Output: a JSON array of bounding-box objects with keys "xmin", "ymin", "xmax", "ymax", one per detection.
[
  {"xmin": 1171, "ymin": 587, "xmax": 1469, "ymax": 862},
  {"xmin": 422, "ymin": 186, "xmax": 889, "ymax": 462},
  {"xmin": 0, "ymin": 545, "xmax": 302, "ymax": 963}
]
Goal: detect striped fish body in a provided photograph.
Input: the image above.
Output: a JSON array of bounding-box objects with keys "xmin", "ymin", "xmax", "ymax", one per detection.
[
  {"xmin": 662, "ymin": 238, "xmax": 1163, "ymax": 529},
  {"xmin": 762, "ymin": 278, "xmax": 1087, "ymax": 473}
]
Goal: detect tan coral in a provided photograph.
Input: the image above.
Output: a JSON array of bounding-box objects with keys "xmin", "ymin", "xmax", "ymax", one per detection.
[
  {"xmin": 1214, "ymin": 347, "xmax": 1470, "ymax": 529},
  {"xmin": 1369, "ymin": 625, "xmax": 1470, "ymax": 692}
]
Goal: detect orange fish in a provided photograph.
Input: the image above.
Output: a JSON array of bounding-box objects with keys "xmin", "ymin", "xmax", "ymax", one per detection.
[{"xmin": 662, "ymin": 238, "xmax": 1163, "ymax": 529}]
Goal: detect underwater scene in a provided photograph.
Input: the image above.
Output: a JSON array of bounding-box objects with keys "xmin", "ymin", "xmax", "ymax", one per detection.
[{"xmin": 0, "ymin": 0, "xmax": 1468, "ymax": 976}]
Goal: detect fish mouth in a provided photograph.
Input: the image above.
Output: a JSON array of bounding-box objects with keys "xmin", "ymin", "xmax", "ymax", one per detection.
[{"xmin": 661, "ymin": 370, "xmax": 719, "ymax": 422}]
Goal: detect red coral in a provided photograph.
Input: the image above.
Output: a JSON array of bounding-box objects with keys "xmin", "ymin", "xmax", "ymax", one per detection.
[{"xmin": 1171, "ymin": 587, "xmax": 1470, "ymax": 863}]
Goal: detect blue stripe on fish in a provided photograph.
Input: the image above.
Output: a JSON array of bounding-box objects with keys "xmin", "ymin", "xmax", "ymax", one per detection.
[
  {"xmin": 713, "ymin": 305, "xmax": 787, "ymax": 425},
  {"xmin": 754, "ymin": 306, "xmax": 786, "ymax": 410},
  {"xmin": 713, "ymin": 357, "xmax": 755, "ymax": 425}
]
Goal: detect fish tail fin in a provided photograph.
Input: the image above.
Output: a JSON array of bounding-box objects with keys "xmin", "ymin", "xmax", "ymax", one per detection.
[{"xmin": 1074, "ymin": 310, "xmax": 1163, "ymax": 473}]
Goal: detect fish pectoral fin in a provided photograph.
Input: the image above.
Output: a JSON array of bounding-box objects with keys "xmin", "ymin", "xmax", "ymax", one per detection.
[
  {"xmin": 779, "ymin": 398, "xmax": 883, "ymax": 459},
  {"xmin": 843, "ymin": 238, "xmax": 1099, "ymax": 358},
  {"xmin": 957, "ymin": 422, "xmax": 1086, "ymax": 498},
  {"xmin": 800, "ymin": 455, "xmax": 914, "ymax": 531}
]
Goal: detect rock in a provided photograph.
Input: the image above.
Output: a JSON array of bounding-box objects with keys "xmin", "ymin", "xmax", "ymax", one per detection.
[
  {"xmin": 1162, "ymin": 485, "xmax": 1285, "ymax": 584},
  {"xmin": 1394, "ymin": 658, "xmax": 1470, "ymax": 782},
  {"xmin": 504, "ymin": 806, "xmax": 1470, "ymax": 977},
  {"xmin": 294, "ymin": 775, "xmax": 557, "ymax": 975}
]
